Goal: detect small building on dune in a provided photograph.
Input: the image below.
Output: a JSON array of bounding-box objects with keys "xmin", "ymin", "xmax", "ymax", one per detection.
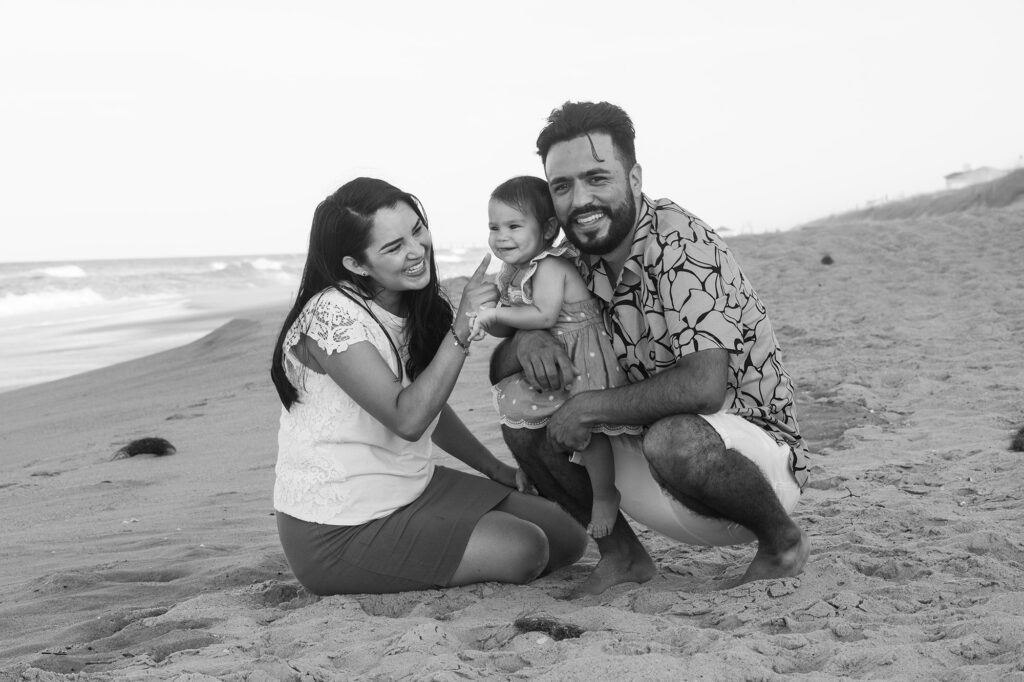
[{"xmin": 944, "ymin": 166, "xmax": 1011, "ymax": 190}]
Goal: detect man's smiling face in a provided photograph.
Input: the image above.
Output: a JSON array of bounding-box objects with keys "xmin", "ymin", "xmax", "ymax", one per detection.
[{"xmin": 544, "ymin": 132, "xmax": 639, "ymax": 256}]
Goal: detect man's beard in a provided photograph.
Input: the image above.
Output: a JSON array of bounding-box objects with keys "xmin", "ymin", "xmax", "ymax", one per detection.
[{"xmin": 562, "ymin": 191, "xmax": 636, "ymax": 256}]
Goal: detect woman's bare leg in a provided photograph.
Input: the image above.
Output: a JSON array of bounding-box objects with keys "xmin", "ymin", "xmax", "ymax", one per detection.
[
  {"xmin": 447, "ymin": 491, "xmax": 587, "ymax": 587},
  {"xmin": 447, "ymin": 510, "xmax": 548, "ymax": 586},
  {"xmin": 492, "ymin": 491, "xmax": 588, "ymax": 573}
]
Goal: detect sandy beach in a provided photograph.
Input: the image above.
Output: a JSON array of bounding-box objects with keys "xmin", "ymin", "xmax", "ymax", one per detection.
[{"xmin": 2, "ymin": 179, "xmax": 1023, "ymax": 680}]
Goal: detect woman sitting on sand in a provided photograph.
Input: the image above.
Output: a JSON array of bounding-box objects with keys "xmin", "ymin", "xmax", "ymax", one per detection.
[{"xmin": 269, "ymin": 177, "xmax": 586, "ymax": 595}]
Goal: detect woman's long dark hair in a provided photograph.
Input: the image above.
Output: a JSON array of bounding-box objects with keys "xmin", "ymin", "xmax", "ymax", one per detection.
[{"xmin": 271, "ymin": 177, "xmax": 454, "ymax": 409}]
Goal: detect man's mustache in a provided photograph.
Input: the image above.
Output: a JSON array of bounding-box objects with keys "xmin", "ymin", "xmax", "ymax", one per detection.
[{"xmin": 566, "ymin": 205, "xmax": 611, "ymax": 223}]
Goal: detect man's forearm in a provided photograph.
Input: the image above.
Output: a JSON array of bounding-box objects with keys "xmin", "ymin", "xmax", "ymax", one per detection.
[{"xmin": 573, "ymin": 349, "xmax": 730, "ymax": 427}]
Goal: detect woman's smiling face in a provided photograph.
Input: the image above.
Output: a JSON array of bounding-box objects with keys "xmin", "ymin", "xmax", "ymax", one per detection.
[{"xmin": 348, "ymin": 201, "xmax": 433, "ymax": 309}]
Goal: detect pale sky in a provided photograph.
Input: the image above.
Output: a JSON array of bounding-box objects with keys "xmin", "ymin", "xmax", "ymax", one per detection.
[{"xmin": 2, "ymin": 0, "xmax": 1022, "ymax": 263}]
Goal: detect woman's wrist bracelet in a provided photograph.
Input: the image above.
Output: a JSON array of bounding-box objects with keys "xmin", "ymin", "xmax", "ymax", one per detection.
[{"xmin": 448, "ymin": 324, "xmax": 470, "ymax": 355}]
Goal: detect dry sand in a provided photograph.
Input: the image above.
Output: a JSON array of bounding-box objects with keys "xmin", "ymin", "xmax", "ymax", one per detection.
[{"xmin": 2, "ymin": 199, "xmax": 1023, "ymax": 680}]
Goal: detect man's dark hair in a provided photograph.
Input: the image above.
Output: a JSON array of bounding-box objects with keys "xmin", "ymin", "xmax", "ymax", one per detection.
[{"xmin": 535, "ymin": 101, "xmax": 636, "ymax": 169}]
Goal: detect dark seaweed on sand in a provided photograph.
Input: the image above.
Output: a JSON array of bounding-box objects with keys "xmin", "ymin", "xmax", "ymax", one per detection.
[
  {"xmin": 112, "ymin": 437, "xmax": 177, "ymax": 460},
  {"xmin": 1011, "ymin": 425, "xmax": 1024, "ymax": 452},
  {"xmin": 513, "ymin": 615, "xmax": 584, "ymax": 641}
]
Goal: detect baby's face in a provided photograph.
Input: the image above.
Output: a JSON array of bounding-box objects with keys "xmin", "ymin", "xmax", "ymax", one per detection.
[{"xmin": 487, "ymin": 199, "xmax": 548, "ymax": 268}]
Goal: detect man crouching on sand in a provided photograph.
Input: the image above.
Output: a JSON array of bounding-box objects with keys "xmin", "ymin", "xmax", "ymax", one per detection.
[{"xmin": 490, "ymin": 101, "xmax": 811, "ymax": 595}]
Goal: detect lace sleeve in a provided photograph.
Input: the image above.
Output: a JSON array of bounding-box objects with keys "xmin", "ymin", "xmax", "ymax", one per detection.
[{"xmin": 283, "ymin": 289, "xmax": 373, "ymax": 358}]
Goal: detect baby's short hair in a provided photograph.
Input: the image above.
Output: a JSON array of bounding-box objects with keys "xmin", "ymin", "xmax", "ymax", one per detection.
[{"xmin": 490, "ymin": 176, "xmax": 556, "ymax": 228}]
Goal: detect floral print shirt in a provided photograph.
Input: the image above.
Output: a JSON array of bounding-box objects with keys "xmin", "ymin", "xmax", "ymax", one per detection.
[{"xmin": 574, "ymin": 195, "xmax": 808, "ymax": 487}]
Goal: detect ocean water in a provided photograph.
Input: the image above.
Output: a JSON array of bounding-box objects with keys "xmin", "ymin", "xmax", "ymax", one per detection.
[{"xmin": 0, "ymin": 248, "xmax": 491, "ymax": 393}]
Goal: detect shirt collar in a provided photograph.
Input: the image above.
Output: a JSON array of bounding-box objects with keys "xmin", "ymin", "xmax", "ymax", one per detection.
[{"xmin": 579, "ymin": 194, "xmax": 657, "ymax": 302}]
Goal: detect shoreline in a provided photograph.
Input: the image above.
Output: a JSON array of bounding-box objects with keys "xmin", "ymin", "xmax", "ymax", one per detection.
[
  {"xmin": 0, "ymin": 284, "xmax": 295, "ymax": 395},
  {"xmin": 0, "ymin": 273, "xmax": 491, "ymax": 395},
  {"xmin": 0, "ymin": 255, "xmax": 497, "ymax": 395}
]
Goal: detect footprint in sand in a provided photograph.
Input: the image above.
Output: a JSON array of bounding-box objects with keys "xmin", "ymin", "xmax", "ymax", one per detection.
[
  {"xmin": 33, "ymin": 616, "xmax": 220, "ymax": 674},
  {"xmin": 165, "ymin": 413, "xmax": 203, "ymax": 421}
]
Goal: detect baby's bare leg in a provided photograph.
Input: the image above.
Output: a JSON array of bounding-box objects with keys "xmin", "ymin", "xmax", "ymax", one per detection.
[{"xmin": 578, "ymin": 434, "xmax": 620, "ymax": 539}]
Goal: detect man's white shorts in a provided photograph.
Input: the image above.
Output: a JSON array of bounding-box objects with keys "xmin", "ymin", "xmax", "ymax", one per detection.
[{"xmin": 612, "ymin": 412, "xmax": 801, "ymax": 546}]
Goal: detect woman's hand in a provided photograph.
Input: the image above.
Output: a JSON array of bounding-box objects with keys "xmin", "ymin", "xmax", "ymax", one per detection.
[
  {"xmin": 514, "ymin": 468, "xmax": 535, "ymax": 494},
  {"xmin": 454, "ymin": 255, "xmax": 498, "ymax": 335},
  {"xmin": 490, "ymin": 462, "xmax": 535, "ymax": 494}
]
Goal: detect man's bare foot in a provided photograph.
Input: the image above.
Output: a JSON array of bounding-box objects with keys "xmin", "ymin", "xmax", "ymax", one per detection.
[
  {"xmin": 722, "ymin": 527, "xmax": 810, "ymax": 589},
  {"xmin": 570, "ymin": 543, "xmax": 656, "ymax": 598},
  {"xmin": 585, "ymin": 489, "xmax": 621, "ymax": 539}
]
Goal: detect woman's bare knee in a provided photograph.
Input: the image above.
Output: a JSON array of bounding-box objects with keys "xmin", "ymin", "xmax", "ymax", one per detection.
[
  {"xmin": 495, "ymin": 492, "xmax": 587, "ymax": 572},
  {"xmin": 507, "ymin": 523, "xmax": 550, "ymax": 583},
  {"xmin": 449, "ymin": 512, "xmax": 549, "ymax": 586}
]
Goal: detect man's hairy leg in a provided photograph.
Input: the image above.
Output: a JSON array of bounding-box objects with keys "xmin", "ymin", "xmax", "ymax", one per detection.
[
  {"xmin": 643, "ymin": 415, "xmax": 809, "ymax": 587},
  {"xmin": 500, "ymin": 425, "xmax": 591, "ymax": 523},
  {"xmin": 502, "ymin": 426, "xmax": 655, "ymax": 596},
  {"xmin": 491, "ymin": 341, "xmax": 653, "ymax": 595}
]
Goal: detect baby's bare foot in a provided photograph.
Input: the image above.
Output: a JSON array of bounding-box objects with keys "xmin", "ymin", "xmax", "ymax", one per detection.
[{"xmin": 585, "ymin": 489, "xmax": 621, "ymax": 539}]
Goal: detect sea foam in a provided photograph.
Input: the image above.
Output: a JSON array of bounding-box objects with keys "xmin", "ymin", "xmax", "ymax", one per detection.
[
  {"xmin": 0, "ymin": 287, "xmax": 106, "ymax": 316},
  {"xmin": 32, "ymin": 265, "xmax": 88, "ymax": 279},
  {"xmin": 248, "ymin": 257, "xmax": 285, "ymax": 271}
]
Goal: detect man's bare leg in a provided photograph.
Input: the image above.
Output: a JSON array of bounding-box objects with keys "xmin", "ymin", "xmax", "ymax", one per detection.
[
  {"xmin": 643, "ymin": 414, "xmax": 809, "ymax": 587},
  {"xmin": 491, "ymin": 338, "xmax": 653, "ymax": 595},
  {"xmin": 575, "ymin": 512, "xmax": 656, "ymax": 597},
  {"xmin": 502, "ymin": 425, "xmax": 655, "ymax": 595}
]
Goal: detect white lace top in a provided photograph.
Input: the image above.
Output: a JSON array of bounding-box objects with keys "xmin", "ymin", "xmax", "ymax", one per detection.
[{"xmin": 274, "ymin": 287, "xmax": 436, "ymax": 526}]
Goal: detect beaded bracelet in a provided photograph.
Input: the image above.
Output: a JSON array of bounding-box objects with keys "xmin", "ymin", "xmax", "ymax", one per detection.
[{"xmin": 448, "ymin": 324, "xmax": 470, "ymax": 356}]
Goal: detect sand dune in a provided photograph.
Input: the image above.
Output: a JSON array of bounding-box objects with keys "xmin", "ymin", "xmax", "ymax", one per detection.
[
  {"xmin": 810, "ymin": 167, "xmax": 1024, "ymax": 222},
  {"xmin": 2, "ymin": 189, "xmax": 1023, "ymax": 679}
]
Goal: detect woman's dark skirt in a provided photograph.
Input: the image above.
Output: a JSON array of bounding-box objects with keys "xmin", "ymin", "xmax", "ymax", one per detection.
[{"xmin": 276, "ymin": 466, "xmax": 513, "ymax": 595}]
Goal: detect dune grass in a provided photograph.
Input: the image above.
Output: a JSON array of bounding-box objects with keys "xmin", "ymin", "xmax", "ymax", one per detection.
[{"xmin": 809, "ymin": 168, "xmax": 1024, "ymax": 224}]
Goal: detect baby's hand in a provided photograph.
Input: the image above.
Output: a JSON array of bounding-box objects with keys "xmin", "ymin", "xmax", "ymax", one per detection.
[
  {"xmin": 467, "ymin": 312, "xmax": 484, "ymax": 342},
  {"xmin": 468, "ymin": 304, "xmax": 498, "ymax": 341}
]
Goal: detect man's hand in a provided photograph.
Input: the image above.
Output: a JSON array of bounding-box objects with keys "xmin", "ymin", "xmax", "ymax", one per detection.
[
  {"xmin": 546, "ymin": 394, "xmax": 595, "ymax": 452},
  {"xmin": 516, "ymin": 330, "xmax": 578, "ymax": 391}
]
